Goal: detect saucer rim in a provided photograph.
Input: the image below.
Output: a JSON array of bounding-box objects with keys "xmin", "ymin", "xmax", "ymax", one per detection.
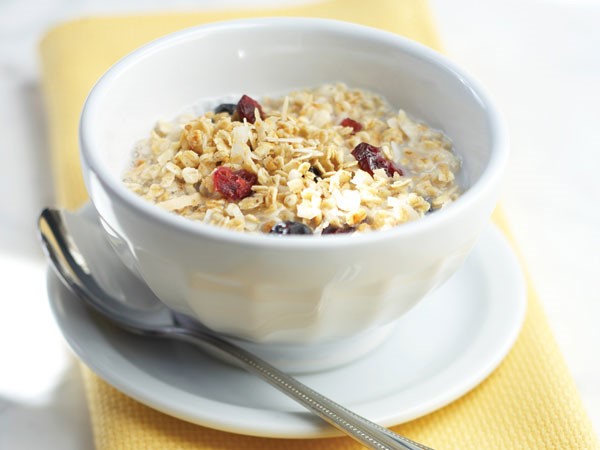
[{"xmin": 46, "ymin": 221, "xmax": 526, "ymax": 438}]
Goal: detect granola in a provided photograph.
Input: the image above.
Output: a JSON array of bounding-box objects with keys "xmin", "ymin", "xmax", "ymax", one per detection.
[{"xmin": 122, "ymin": 84, "xmax": 462, "ymax": 235}]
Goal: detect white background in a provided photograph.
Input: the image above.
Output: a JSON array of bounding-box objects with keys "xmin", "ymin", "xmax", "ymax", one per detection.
[{"xmin": 0, "ymin": 0, "xmax": 598, "ymax": 448}]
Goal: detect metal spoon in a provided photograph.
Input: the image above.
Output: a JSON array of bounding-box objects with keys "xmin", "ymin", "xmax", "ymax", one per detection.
[{"xmin": 38, "ymin": 207, "xmax": 433, "ymax": 450}]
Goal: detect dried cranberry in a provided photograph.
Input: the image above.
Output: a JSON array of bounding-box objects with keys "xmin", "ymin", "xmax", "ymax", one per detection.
[
  {"xmin": 340, "ymin": 117, "xmax": 362, "ymax": 133},
  {"xmin": 213, "ymin": 166, "xmax": 257, "ymax": 201},
  {"xmin": 236, "ymin": 95, "xmax": 264, "ymax": 124},
  {"xmin": 214, "ymin": 103, "xmax": 237, "ymax": 115},
  {"xmin": 322, "ymin": 225, "xmax": 355, "ymax": 235},
  {"xmin": 351, "ymin": 142, "xmax": 403, "ymax": 177},
  {"xmin": 269, "ymin": 221, "xmax": 313, "ymax": 235}
]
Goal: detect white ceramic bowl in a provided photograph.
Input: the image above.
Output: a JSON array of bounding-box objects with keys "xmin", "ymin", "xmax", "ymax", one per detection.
[{"xmin": 80, "ymin": 18, "xmax": 508, "ymax": 371}]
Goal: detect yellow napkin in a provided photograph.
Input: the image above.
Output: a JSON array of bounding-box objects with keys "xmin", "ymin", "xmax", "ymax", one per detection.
[{"xmin": 40, "ymin": 1, "xmax": 599, "ymax": 448}]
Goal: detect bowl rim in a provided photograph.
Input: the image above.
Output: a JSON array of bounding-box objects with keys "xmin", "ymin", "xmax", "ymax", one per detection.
[{"xmin": 79, "ymin": 17, "xmax": 509, "ymax": 250}]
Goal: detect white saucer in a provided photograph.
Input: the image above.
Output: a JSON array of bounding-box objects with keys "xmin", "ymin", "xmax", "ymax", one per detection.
[{"xmin": 46, "ymin": 220, "xmax": 526, "ymax": 439}]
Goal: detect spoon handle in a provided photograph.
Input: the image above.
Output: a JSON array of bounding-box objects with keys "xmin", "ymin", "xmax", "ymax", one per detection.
[{"xmin": 168, "ymin": 327, "xmax": 433, "ymax": 450}]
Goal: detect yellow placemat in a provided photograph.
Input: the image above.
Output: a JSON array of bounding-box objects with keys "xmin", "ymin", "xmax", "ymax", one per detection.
[{"xmin": 40, "ymin": 1, "xmax": 599, "ymax": 448}]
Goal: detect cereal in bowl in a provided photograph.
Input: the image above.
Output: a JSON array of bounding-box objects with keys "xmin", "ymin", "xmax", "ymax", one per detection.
[{"xmin": 122, "ymin": 84, "xmax": 462, "ymax": 235}]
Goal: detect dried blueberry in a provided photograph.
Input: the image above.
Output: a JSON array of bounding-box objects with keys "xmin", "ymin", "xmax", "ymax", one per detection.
[
  {"xmin": 269, "ymin": 221, "xmax": 313, "ymax": 235},
  {"xmin": 322, "ymin": 225, "xmax": 355, "ymax": 235},
  {"xmin": 308, "ymin": 166, "xmax": 322, "ymax": 179},
  {"xmin": 214, "ymin": 103, "xmax": 237, "ymax": 115}
]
